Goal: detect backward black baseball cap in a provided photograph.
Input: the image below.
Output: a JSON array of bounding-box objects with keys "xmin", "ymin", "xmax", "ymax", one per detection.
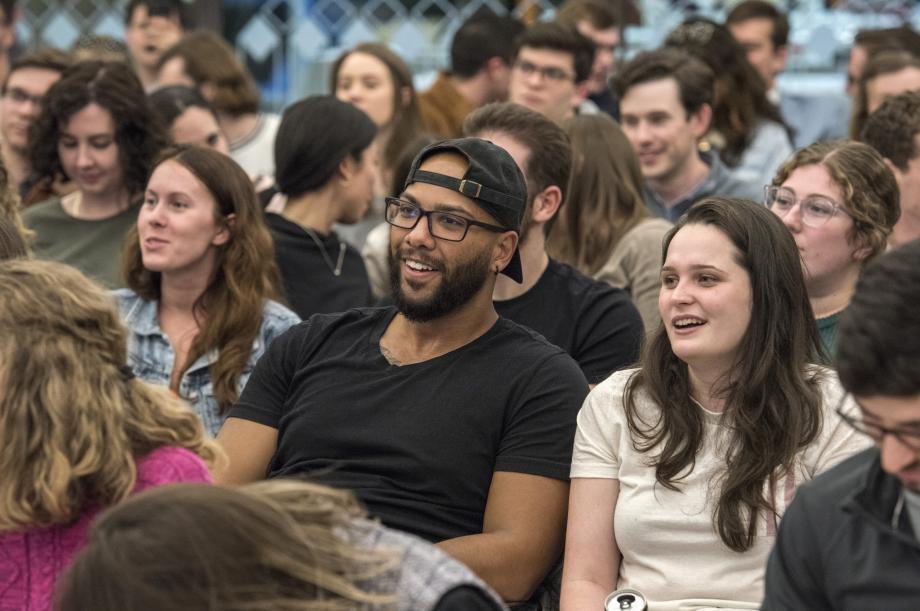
[{"xmin": 403, "ymin": 137, "xmax": 527, "ymax": 283}]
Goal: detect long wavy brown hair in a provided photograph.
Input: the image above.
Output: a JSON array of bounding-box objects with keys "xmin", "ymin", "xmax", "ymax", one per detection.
[
  {"xmin": 58, "ymin": 480, "xmax": 398, "ymax": 610},
  {"xmin": 123, "ymin": 146, "xmax": 282, "ymax": 412},
  {"xmin": 624, "ymin": 198, "xmax": 823, "ymax": 552},
  {"xmin": 548, "ymin": 113, "xmax": 648, "ymax": 275},
  {"xmin": 0, "ymin": 260, "xmax": 220, "ymax": 530}
]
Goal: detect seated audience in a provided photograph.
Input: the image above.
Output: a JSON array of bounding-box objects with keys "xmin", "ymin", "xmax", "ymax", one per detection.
[
  {"xmin": 58, "ymin": 480, "xmax": 507, "ymax": 610},
  {"xmin": 762, "ymin": 238, "xmax": 920, "ymax": 610},
  {"xmin": 216, "ymin": 138, "xmax": 589, "ymax": 604},
  {"xmin": 849, "ymin": 51, "xmax": 920, "ymax": 138},
  {"xmin": 23, "ymin": 60, "xmax": 166, "ymax": 287},
  {"xmin": 508, "ymin": 22, "xmax": 595, "ymax": 124},
  {"xmin": 846, "ymin": 26, "xmax": 920, "ymax": 97},
  {"xmin": 116, "ymin": 146, "xmax": 299, "ymax": 437},
  {"xmin": 665, "ymin": 17, "xmax": 793, "ymax": 189},
  {"xmin": 332, "ymin": 42, "xmax": 425, "ymax": 202},
  {"xmin": 418, "ymin": 10, "xmax": 523, "ymax": 139},
  {"xmin": 0, "ymin": 48, "xmax": 69, "ymax": 197},
  {"xmin": 123, "ymin": 0, "xmax": 187, "ymax": 90},
  {"xmin": 148, "ymin": 84, "xmax": 230, "ymax": 154},
  {"xmin": 465, "ymin": 102, "xmax": 643, "ymax": 384},
  {"xmin": 549, "ymin": 113, "xmax": 671, "ymax": 330},
  {"xmin": 862, "ymin": 91, "xmax": 920, "ymax": 247},
  {"xmin": 614, "ymin": 49, "xmax": 759, "ymax": 221},
  {"xmin": 268, "ymin": 96, "xmax": 376, "ymax": 318},
  {"xmin": 560, "ymin": 198, "xmax": 871, "ymax": 610},
  {"xmin": 0, "ymin": 259, "xmax": 218, "ymax": 611},
  {"xmin": 156, "ymin": 31, "xmax": 279, "ymax": 179},
  {"xmin": 768, "ymin": 140, "xmax": 899, "ymax": 358},
  {"xmin": 726, "ymin": 0, "xmax": 848, "ymax": 148},
  {"xmin": 555, "ymin": 0, "xmax": 622, "ymax": 117}
]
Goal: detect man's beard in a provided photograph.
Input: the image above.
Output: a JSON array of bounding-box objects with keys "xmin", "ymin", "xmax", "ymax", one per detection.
[{"xmin": 388, "ymin": 245, "xmax": 492, "ymax": 322}]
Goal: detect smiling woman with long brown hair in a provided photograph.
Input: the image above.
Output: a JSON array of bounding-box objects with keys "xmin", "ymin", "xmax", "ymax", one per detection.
[
  {"xmin": 560, "ymin": 199, "xmax": 870, "ymax": 610},
  {"xmin": 116, "ymin": 146, "xmax": 299, "ymax": 437}
]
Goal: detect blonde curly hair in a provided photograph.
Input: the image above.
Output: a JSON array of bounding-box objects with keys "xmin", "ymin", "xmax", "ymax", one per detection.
[{"xmin": 0, "ymin": 259, "xmax": 222, "ymax": 530}]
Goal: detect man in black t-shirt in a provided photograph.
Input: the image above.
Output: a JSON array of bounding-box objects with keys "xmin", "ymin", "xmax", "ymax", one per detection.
[
  {"xmin": 217, "ymin": 138, "xmax": 589, "ymax": 606},
  {"xmin": 465, "ymin": 102, "xmax": 643, "ymax": 385}
]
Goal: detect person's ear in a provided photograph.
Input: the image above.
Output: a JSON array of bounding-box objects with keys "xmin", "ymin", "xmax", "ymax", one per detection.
[
  {"xmin": 200, "ymin": 81, "xmax": 218, "ymax": 104},
  {"xmin": 492, "ymin": 230, "xmax": 519, "ymax": 273},
  {"xmin": 530, "ymin": 185, "xmax": 562, "ymax": 228},
  {"xmin": 571, "ymin": 80, "xmax": 590, "ymax": 110},
  {"xmin": 213, "ymin": 213, "xmax": 236, "ymax": 246},
  {"xmin": 690, "ymin": 103, "xmax": 713, "ymax": 138},
  {"xmin": 400, "ymin": 85, "xmax": 412, "ymax": 108},
  {"xmin": 882, "ymin": 156, "xmax": 904, "ymax": 181},
  {"xmin": 336, "ymin": 154, "xmax": 358, "ymax": 183}
]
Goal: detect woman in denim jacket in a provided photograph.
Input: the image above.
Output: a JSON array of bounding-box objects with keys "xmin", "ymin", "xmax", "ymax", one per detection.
[{"xmin": 115, "ymin": 146, "xmax": 299, "ymax": 436}]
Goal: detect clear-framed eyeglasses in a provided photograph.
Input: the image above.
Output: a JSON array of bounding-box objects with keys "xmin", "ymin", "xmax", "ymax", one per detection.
[
  {"xmin": 764, "ymin": 185, "xmax": 846, "ymax": 228},
  {"xmin": 384, "ymin": 197, "xmax": 509, "ymax": 242},
  {"xmin": 835, "ymin": 394, "xmax": 920, "ymax": 452}
]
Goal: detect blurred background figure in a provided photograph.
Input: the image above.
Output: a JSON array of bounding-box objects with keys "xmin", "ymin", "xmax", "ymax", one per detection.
[
  {"xmin": 418, "ymin": 10, "xmax": 524, "ymax": 139},
  {"xmin": 148, "ymin": 85, "xmax": 230, "ymax": 154},
  {"xmin": 71, "ymin": 34, "xmax": 131, "ymax": 64},
  {"xmin": 0, "ymin": 259, "xmax": 219, "ymax": 611},
  {"xmin": 846, "ymin": 26, "xmax": 920, "ymax": 98},
  {"xmin": 555, "ymin": 0, "xmax": 622, "ymax": 117},
  {"xmin": 0, "ymin": 47, "xmax": 69, "ymax": 196},
  {"xmin": 849, "ymin": 51, "xmax": 920, "ymax": 139},
  {"xmin": 156, "ymin": 31, "xmax": 278, "ymax": 180},
  {"xmin": 665, "ymin": 17, "xmax": 793, "ymax": 190},
  {"xmin": 549, "ymin": 113, "xmax": 670, "ymax": 330},
  {"xmin": 124, "ymin": 0, "xmax": 187, "ymax": 89},
  {"xmin": 23, "ymin": 60, "xmax": 166, "ymax": 287},
  {"xmin": 0, "ymin": 0, "xmax": 19, "ymax": 85}
]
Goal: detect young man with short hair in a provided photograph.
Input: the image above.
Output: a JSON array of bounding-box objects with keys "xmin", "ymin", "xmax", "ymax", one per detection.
[
  {"xmin": 0, "ymin": 48, "xmax": 69, "ymax": 195},
  {"xmin": 124, "ymin": 0, "xmax": 188, "ymax": 89},
  {"xmin": 727, "ymin": 0, "xmax": 847, "ymax": 147},
  {"xmin": 555, "ymin": 0, "xmax": 620, "ymax": 117},
  {"xmin": 614, "ymin": 49, "xmax": 758, "ymax": 221},
  {"xmin": 465, "ymin": 102, "xmax": 642, "ymax": 385},
  {"xmin": 862, "ymin": 91, "xmax": 920, "ymax": 248},
  {"xmin": 217, "ymin": 138, "xmax": 588, "ymax": 605},
  {"xmin": 418, "ymin": 11, "xmax": 524, "ymax": 139},
  {"xmin": 508, "ymin": 22, "xmax": 594, "ymax": 124},
  {"xmin": 762, "ymin": 238, "xmax": 920, "ymax": 610}
]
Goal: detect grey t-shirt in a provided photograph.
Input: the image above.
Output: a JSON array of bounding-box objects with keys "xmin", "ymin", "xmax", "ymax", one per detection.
[{"xmin": 904, "ymin": 488, "xmax": 920, "ymax": 543}]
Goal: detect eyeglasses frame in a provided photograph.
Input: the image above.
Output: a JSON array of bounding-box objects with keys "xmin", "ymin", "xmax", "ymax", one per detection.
[{"xmin": 384, "ymin": 197, "xmax": 509, "ymax": 242}]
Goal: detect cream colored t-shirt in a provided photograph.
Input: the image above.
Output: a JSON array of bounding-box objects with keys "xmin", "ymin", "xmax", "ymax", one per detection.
[{"xmin": 571, "ymin": 368, "xmax": 871, "ymax": 611}]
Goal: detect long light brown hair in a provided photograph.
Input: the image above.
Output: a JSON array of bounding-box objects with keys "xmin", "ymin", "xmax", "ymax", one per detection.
[
  {"xmin": 548, "ymin": 113, "xmax": 648, "ymax": 274},
  {"xmin": 123, "ymin": 146, "xmax": 283, "ymax": 412},
  {"xmin": 624, "ymin": 198, "xmax": 823, "ymax": 552},
  {"xmin": 57, "ymin": 481, "xmax": 398, "ymax": 610},
  {"xmin": 0, "ymin": 260, "xmax": 220, "ymax": 530}
]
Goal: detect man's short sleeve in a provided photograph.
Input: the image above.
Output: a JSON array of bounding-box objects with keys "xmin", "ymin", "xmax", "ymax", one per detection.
[
  {"xmin": 229, "ymin": 322, "xmax": 307, "ymax": 428},
  {"xmin": 494, "ymin": 352, "xmax": 588, "ymax": 480}
]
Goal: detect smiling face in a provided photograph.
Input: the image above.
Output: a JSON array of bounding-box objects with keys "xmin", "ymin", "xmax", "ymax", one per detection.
[
  {"xmin": 171, "ymin": 106, "xmax": 229, "ymax": 155},
  {"xmin": 0, "ymin": 66, "xmax": 61, "ymax": 152},
  {"xmin": 620, "ymin": 77, "xmax": 708, "ymax": 187},
  {"xmin": 774, "ymin": 164, "xmax": 865, "ymax": 295},
  {"xmin": 387, "ymin": 153, "xmax": 508, "ymax": 321},
  {"xmin": 334, "ymin": 52, "xmax": 396, "ymax": 128},
  {"xmin": 138, "ymin": 159, "xmax": 230, "ymax": 281},
  {"xmin": 855, "ymin": 394, "xmax": 920, "ymax": 493},
  {"xmin": 659, "ymin": 223, "xmax": 753, "ymax": 374},
  {"xmin": 57, "ymin": 102, "xmax": 125, "ymax": 199}
]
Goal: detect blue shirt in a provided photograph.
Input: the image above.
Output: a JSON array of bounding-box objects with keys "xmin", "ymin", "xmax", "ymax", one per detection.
[{"xmin": 114, "ymin": 289, "xmax": 300, "ymax": 436}]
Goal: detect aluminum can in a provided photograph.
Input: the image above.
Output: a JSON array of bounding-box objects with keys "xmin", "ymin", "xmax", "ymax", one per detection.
[{"xmin": 604, "ymin": 588, "xmax": 647, "ymax": 611}]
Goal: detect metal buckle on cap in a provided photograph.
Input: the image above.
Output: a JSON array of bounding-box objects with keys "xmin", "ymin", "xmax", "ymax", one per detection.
[{"xmin": 459, "ymin": 179, "xmax": 482, "ymax": 198}]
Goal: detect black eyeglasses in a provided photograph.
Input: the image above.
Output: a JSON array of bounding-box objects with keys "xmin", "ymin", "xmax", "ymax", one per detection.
[
  {"xmin": 512, "ymin": 59, "xmax": 574, "ymax": 83},
  {"xmin": 836, "ymin": 395, "xmax": 920, "ymax": 452},
  {"xmin": 384, "ymin": 197, "xmax": 508, "ymax": 242},
  {"xmin": 4, "ymin": 87, "xmax": 43, "ymax": 106}
]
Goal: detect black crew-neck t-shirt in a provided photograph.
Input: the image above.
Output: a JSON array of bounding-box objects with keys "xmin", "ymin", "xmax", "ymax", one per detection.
[
  {"xmin": 494, "ymin": 258, "xmax": 643, "ymax": 384},
  {"xmin": 231, "ymin": 307, "xmax": 588, "ymax": 543},
  {"xmin": 267, "ymin": 213, "xmax": 373, "ymax": 319}
]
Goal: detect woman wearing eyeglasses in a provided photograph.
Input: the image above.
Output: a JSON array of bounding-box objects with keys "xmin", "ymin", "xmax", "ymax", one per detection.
[{"xmin": 766, "ymin": 140, "xmax": 900, "ymax": 359}]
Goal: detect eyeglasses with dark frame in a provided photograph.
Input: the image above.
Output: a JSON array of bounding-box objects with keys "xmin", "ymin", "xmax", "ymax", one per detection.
[
  {"xmin": 835, "ymin": 394, "xmax": 920, "ymax": 452},
  {"xmin": 764, "ymin": 185, "xmax": 846, "ymax": 228},
  {"xmin": 4, "ymin": 87, "xmax": 44, "ymax": 107},
  {"xmin": 384, "ymin": 197, "xmax": 509, "ymax": 242},
  {"xmin": 512, "ymin": 59, "xmax": 575, "ymax": 83}
]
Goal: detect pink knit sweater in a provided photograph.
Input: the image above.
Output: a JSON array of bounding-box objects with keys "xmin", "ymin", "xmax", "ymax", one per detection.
[{"xmin": 0, "ymin": 446, "xmax": 211, "ymax": 610}]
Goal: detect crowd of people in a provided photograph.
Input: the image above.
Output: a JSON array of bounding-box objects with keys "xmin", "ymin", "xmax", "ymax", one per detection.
[{"xmin": 1, "ymin": 0, "xmax": 919, "ymax": 609}]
